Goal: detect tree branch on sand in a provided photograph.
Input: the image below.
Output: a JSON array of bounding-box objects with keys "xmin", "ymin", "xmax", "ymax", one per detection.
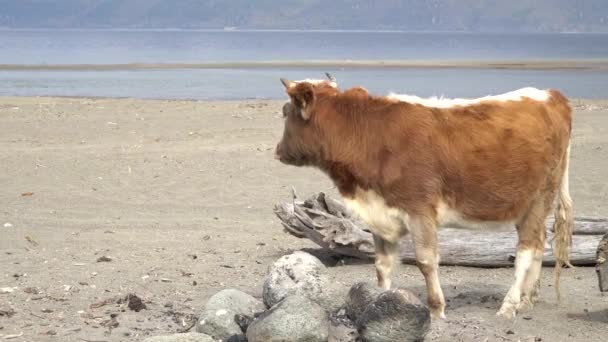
[
  {"xmin": 596, "ymin": 233, "xmax": 608, "ymax": 292},
  {"xmin": 274, "ymin": 190, "xmax": 608, "ymax": 268}
]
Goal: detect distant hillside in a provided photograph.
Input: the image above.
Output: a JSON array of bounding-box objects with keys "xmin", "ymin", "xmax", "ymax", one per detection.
[{"xmin": 1, "ymin": 0, "xmax": 607, "ymax": 32}]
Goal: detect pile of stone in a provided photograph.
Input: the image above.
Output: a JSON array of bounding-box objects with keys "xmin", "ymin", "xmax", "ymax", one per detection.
[{"xmin": 144, "ymin": 251, "xmax": 430, "ymax": 342}]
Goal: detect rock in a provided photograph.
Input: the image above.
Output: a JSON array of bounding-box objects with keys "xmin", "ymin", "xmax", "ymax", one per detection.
[
  {"xmin": 196, "ymin": 289, "xmax": 264, "ymax": 341},
  {"xmin": 317, "ymin": 284, "xmax": 348, "ymax": 314},
  {"xmin": 234, "ymin": 313, "xmax": 254, "ymax": 333},
  {"xmin": 247, "ymin": 295, "xmax": 329, "ymax": 342},
  {"xmin": 329, "ymin": 309, "xmax": 359, "ymax": 342},
  {"xmin": 356, "ymin": 288, "xmax": 430, "ymax": 342},
  {"xmin": 263, "ymin": 251, "xmax": 341, "ymax": 312},
  {"xmin": 125, "ymin": 293, "xmax": 146, "ymax": 312},
  {"xmin": 197, "ymin": 308, "xmax": 243, "ymax": 342},
  {"xmin": 204, "ymin": 289, "xmax": 265, "ymax": 315},
  {"xmin": 42, "ymin": 329, "xmax": 57, "ymax": 336},
  {"xmin": 330, "ymin": 322, "xmax": 358, "ymax": 342},
  {"xmin": 0, "ymin": 308, "xmax": 16, "ymax": 318},
  {"xmin": 143, "ymin": 332, "xmax": 216, "ymax": 342},
  {"xmin": 96, "ymin": 255, "xmax": 113, "ymax": 262},
  {"xmin": 345, "ymin": 282, "xmax": 384, "ymax": 322},
  {"xmin": 0, "ymin": 287, "xmax": 17, "ymax": 294},
  {"xmin": 263, "ymin": 251, "xmax": 326, "ymax": 308}
]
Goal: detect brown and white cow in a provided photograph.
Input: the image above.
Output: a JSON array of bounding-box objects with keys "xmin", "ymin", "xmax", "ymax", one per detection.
[{"xmin": 274, "ymin": 78, "xmax": 574, "ymax": 319}]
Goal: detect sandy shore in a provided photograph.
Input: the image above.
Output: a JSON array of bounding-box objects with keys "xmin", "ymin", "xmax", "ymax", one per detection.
[
  {"xmin": 1, "ymin": 96, "xmax": 607, "ymax": 341},
  {"xmin": 2, "ymin": 59, "xmax": 608, "ymax": 71}
]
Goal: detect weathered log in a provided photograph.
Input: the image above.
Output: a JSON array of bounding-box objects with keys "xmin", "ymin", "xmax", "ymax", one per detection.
[
  {"xmin": 548, "ymin": 216, "xmax": 608, "ymax": 235},
  {"xmin": 596, "ymin": 233, "xmax": 608, "ymax": 291},
  {"xmin": 274, "ymin": 191, "xmax": 608, "ymax": 267}
]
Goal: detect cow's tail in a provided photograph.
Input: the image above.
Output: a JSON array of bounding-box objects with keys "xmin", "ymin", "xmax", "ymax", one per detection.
[{"xmin": 553, "ymin": 139, "xmax": 574, "ymax": 302}]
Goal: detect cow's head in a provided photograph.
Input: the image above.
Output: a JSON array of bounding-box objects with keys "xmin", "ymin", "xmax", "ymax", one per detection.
[{"xmin": 274, "ymin": 74, "xmax": 338, "ymax": 167}]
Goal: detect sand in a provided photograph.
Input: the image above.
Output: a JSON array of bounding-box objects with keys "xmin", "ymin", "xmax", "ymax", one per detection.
[{"xmin": 0, "ymin": 96, "xmax": 607, "ymax": 341}]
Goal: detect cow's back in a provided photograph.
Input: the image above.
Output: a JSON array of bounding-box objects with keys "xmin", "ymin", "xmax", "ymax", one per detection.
[{"xmin": 427, "ymin": 91, "xmax": 572, "ymax": 222}]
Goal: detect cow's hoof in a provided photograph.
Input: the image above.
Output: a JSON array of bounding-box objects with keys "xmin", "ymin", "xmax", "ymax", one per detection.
[
  {"xmin": 530, "ymin": 293, "xmax": 540, "ymax": 304},
  {"xmin": 529, "ymin": 290, "xmax": 540, "ymax": 304},
  {"xmin": 528, "ymin": 281, "xmax": 541, "ymax": 304},
  {"xmin": 516, "ymin": 296, "xmax": 534, "ymax": 312},
  {"xmin": 496, "ymin": 304, "xmax": 517, "ymax": 319},
  {"xmin": 430, "ymin": 310, "xmax": 446, "ymax": 320}
]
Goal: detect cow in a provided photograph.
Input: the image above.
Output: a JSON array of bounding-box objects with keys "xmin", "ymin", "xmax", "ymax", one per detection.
[{"xmin": 274, "ymin": 77, "xmax": 573, "ymax": 320}]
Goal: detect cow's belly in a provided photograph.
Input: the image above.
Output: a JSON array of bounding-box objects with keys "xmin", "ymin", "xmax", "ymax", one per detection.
[
  {"xmin": 436, "ymin": 201, "xmax": 515, "ymax": 230},
  {"xmin": 342, "ymin": 188, "xmax": 517, "ymax": 243}
]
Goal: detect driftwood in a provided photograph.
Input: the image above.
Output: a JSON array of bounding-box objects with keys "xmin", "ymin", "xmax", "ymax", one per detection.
[
  {"xmin": 597, "ymin": 233, "xmax": 608, "ymax": 291},
  {"xmin": 274, "ymin": 191, "xmax": 608, "ymax": 267}
]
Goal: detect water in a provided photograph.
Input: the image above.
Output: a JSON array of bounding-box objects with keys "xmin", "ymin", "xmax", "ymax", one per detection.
[
  {"xmin": 1, "ymin": 29, "xmax": 608, "ymax": 99},
  {"xmin": 3, "ymin": 29, "xmax": 608, "ymax": 64}
]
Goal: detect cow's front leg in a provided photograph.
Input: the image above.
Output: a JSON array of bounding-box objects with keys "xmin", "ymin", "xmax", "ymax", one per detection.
[
  {"xmin": 372, "ymin": 234, "xmax": 399, "ymax": 289},
  {"xmin": 410, "ymin": 216, "xmax": 446, "ymax": 319}
]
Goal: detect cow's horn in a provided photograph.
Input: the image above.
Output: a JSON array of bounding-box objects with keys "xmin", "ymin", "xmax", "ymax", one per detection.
[{"xmin": 280, "ymin": 78, "xmax": 293, "ymax": 89}]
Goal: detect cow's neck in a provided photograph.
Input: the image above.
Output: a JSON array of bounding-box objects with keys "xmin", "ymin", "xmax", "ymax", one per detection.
[{"xmin": 315, "ymin": 101, "xmax": 386, "ymax": 198}]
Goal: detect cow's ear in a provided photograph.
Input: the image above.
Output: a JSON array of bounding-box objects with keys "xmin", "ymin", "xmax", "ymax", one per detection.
[{"xmin": 289, "ymin": 83, "xmax": 315, "ymax": 120}]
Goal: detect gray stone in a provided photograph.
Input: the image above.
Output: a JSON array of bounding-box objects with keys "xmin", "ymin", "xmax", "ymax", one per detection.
[
  {"xmin": 263, "ymin": 251, "xmax": 340, "ymax": 312},
  {"xmin": 247, "ymin": 295, "xmax": 330, "ymax": 342},
  {"xmin": 197, "ymin": 308, "xmax": 244, "ymax": 342},
  {"xmin": 204, "ymin": 289, "xmax": 265, "ymax": 315},
  {"xmin": 196, "ymin": 289, "xmax": 264, "ymax": 341},
  {"xmin": 143, "ymin": 332, "xmax": 216, "ymax": 342},
  {"xmin": 329, "ymin": 309, "xmax": 359, "ymax": 342},
  {"xmin": 329, "ymin": 322, "xmax": 358, "ymax": 342},
  {"xmin": 345, "ymin": 282, "xmax": 384, "ymax": 322},
  {"xmin": 356, "ymin": 288, "xmax": 431, "ymax": 342},
  {"xmin": 317, "ymin": 284, "xmax": 348, "ymax": 314}
]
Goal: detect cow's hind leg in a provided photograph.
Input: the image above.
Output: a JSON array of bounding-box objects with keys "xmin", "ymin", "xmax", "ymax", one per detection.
[
  {"xmin": 372, "ymin": 234, "xmax": 399, "ymax": 290},
  {"xmin": 410, "ymin": 216, "xmax": 446, "ymax": 319},
  {"xmin": 517, "ymin": 248, "xmax": 544, "ymax": 312},
  {"xmin": 520, "ymin": 190, "xmax": 558, "ymax": 309},
  {"xmin": 497, "ymin": 197, "xmax": 550, "ymax": 318}
]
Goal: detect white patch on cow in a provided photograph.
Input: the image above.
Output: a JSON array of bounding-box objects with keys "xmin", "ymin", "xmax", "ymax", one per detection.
[
  {"xmin": 557, "ymin": 142, "xmax": 573, "ymax": 220},
  {"xmin": 435, "ymin": 201, "xmax": 514, "ymax": 230},
  {"xmin": 344, "ymin": 192, "xmax": 515, "ymax": 240},
  {"xmin": 498, "ymin": 248, "xmax": 534, "ymax": 317},
  {"xmin": 293, "ymin": 79, "xmax": 338, "ymax": 88},
  {"xmin": 215, "ymin": 309, "xmax": 228, "ymax": 316},
  {"xmin": 514, "ymin": 249, "xmax": 534, "ymax": 283},
  {"xmin": 343, "ymin": 188, "xmax": 409, "ymax": 243},
  {"xmin": 387, "ymin": 87, "xmax": 550, "ymax": 108}
]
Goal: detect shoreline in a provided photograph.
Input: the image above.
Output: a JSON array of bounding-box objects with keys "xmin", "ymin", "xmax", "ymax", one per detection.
[
  {"xmin": 3, "ymin": 59, "xmax": 608, "ymax": 71},
  {"xmin": 1, "ymin": 95, "xmax": 607, "ymax": 109}
]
